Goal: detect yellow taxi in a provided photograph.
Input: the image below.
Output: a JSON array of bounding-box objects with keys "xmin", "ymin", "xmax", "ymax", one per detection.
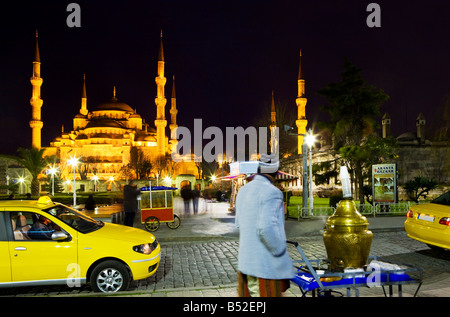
[
  {"xmin": 0, "ymin": 196, "xmax": 160, "ymax": 293},
  {"xmin": 405, "ymin": 191, "xmax": 450, "ymax": 251}
]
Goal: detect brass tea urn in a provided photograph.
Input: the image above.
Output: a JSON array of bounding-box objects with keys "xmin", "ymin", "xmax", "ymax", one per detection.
[{"xmin": 322, "ymin": 167, "xmax": 373, "ymax": 271}]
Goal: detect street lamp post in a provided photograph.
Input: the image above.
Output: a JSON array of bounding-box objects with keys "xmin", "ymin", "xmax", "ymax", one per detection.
[
  {"xmin": 68, "ymin": 156, "xmax": 79, "ymax": 207},
  {"xmin": 92, "ymin": 175, "xmax": 98, "ymax": 192},
  {"xmin": 284, "ymin": 125, "xmax": 309, "ymax": 217},
  {"xmin": 108, "ymin": 176, "xmax": 115, "ymax": 191},
  {"xmin": 302, "ymin": 142, "xmax": 308, "ymax": 215},
  {"xmin": 309, "ymin": 142, "xmax": 313, "ymax": 216},
  {"xmin": 164, "ymin": 176, "xmax": 172, "ymax": 186},
  {"xmin": 305, "ymin": 129, "xmax": 316, "ymax": 217},
  {"xmin": 18, "ymin": 177, "xmax": 25, "ymax": 195},
  {"xmin": 48, "ymin": 166, "xmax": 57, "ymax": 196}
]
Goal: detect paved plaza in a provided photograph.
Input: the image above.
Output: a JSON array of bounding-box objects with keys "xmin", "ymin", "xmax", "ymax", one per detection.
[{"xmin": 1, "ymin": 200, "xmax": 450, "ymax": 298}]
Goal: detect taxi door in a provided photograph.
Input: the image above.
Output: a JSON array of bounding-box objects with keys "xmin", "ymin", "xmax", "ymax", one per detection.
[
  {"xmin": 0, "ymin": 211, "xmax": 11, "ymax": 283},
  {"xmin": 8, "ymin": 210, "xmax": 78, "ymax": 283}
]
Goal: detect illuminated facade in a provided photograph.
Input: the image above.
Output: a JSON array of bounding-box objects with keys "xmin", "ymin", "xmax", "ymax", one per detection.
[{"xmin": 37, "ymin": 32, "xmax": 198, "ymax": 190}]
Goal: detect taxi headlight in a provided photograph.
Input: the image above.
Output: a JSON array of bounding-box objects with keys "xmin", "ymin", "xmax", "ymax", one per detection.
[{"xmin": 133, "ymin": 240, "xmax": 158, "ymax": 255}]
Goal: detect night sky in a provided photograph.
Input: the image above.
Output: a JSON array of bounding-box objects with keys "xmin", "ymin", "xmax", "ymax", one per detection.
[{"xmin": 1, "ymin": 0, "xmax": 449, "ymax": 155}]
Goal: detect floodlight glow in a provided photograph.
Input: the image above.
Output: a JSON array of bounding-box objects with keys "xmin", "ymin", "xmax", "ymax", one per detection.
[
  {"xmin": 305, "ymin": 133, "xmax": 316, "ymax": 148},
  {"xmin": 68, "ymin": 156, "xmax": 79, "ymax": 166}
]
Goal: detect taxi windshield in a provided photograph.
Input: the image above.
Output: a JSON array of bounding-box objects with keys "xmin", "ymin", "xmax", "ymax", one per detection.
[{"xmin": 44, "ymin": 204, "xmax": 104, "ymax": 233}]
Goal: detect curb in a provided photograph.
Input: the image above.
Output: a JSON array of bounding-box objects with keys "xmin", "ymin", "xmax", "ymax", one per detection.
[
  {"xmin": 51, "ymin": 283, "xmax": 239, "ymax": 298},
  {"xmin": 157, "ymin": 236, "xmax": 238, "ymax": 243}
]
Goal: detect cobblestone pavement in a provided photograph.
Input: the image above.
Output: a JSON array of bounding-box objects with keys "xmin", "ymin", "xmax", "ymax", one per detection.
[{"xmin": 3, "ymin": 231, "xmax": 450, "ymax": 297}]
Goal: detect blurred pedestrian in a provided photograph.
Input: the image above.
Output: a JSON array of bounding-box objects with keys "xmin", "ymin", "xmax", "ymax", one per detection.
[
  {"xmin": 180, "ymin": 185, "xmax": 193, "ymax": 215},
  {"xmin": 235, "ymin": 161, "xmax": 295, "ymax": 297},
  {"xmin": 192, "ymin": 184, "xmax": 201, "ymax": 215},
  {"xmin": 85, "ymin": 194, "xmax": 96, "ymax": 211},
  {"xmin": 216, "ymin": 189, "xmax": 222, "ymax": 202},
  {"xmin": 123, "ymin": 180, "xmax": 140, "ymax": 226}
]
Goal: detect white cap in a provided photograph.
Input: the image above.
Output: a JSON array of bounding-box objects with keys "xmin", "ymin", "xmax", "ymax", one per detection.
[{"xmin": 259, "ymin": 153, "xmax": 279, "ymax": 173}]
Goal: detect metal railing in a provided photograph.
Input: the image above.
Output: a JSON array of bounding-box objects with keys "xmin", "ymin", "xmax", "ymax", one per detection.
[
  {"xmin": 294, "ymin": 201, "xmax": 419, "ymax": 220},
  {"xmin": 297, "ymin": 207, "xmax": 336, "ymax": 219},
  {"xmin": 359, "ymin": 201, "xmax": 419, "ymax": 217}
]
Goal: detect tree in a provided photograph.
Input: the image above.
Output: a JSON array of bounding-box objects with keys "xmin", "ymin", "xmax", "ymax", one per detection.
[
  {"xmin": 0, "ymin": 148, "xmax": 50, "ymax": 196},
  {"xmin": 119, "ymin": 165, "xmax": 134, "ymax": 181},
  {"xmin": 318, "ymin": 58, "xmax": 390, "ymax": 204},
  {"xmin": 313, "ymin": 160, "xmax": 339, "ymax": 186},
  {"xmin": 202, "ymin": 159, "xmax": 219, "ymax": 181},
  {"xmin": 41, "ymin": 175, "xmax": 65, "ymax": 194},
  {"xmin": 128, "ymin": 147, "xmax": 152, "ymax": 180},
  {"xmin": 151, "ymin": 155, "xmax": 168, "ymax": 178},
  {"xmin": 404, "ymin": 176, "xmax": 438, "ymax": 203}
]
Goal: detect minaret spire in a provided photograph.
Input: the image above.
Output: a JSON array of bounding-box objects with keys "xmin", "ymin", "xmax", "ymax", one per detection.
[
  {"xmin": 155, "ymin": 31, "xmax": 167, "ymax": 156},
  {"xmin": 112, "ymin": 85, "xmax": 118, "ymax": 101},
  {"xmin": 270, "ymin": 91, "xmax": 278, "ymax": 155},
  {"xmin": 30, "ymin": 30, "xmax": 43, "ymax": 149},
  {"xmin": 296, "ymin": 49, "xmax": 308, "ymax": 154},
  {"xmin": 298, "ymin": 49, "xmax": 304, "ymax": 81},
  {"xmin": 80, "ymin": 74, "xmax": 88, "ymax": 115},
  {"xmin": 169, "ymin": 75, "xmax": 178, "ymax": 150},
  {"xmin": 34, "ymin": 30, "xmax": 40, "ymax": 63},
  {"xmin": 171, "ymin": 75, "xmax": 176, "ymax": 99},
  {"xmin": 270, "ymin": 90, "xmax": 276, "ymax": 126},
  {"xmin": 170, "ymin": 75, "xmax": 178, "ymax": 134},
  {"xmin": 158, "ymin": 29, "xmax": 164, "ymax": 62}
]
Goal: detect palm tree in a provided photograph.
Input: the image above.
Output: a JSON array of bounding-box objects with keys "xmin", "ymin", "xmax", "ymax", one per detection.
[{"xmin": 1, "ymin": 148, "xmax": 49, "ymax": 196}]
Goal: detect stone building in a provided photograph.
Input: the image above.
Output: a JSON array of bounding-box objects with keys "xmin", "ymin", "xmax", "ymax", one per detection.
[{"xmin": 382, "ymin": 112, "xmax": 450, "ymax": 185}]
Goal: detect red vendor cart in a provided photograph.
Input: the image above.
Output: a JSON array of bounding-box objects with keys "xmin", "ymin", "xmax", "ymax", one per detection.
[{"xmin": 140, "ymin": 186, "xmax": 180, "ymax": 232}]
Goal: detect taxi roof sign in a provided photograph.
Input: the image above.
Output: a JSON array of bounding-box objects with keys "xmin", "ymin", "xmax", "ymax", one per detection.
[{"xmin": 37, "ymin": 196, "xmax": 53, "ymax": 206}]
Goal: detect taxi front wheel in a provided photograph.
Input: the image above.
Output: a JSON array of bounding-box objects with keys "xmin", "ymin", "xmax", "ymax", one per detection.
[{"xmin": 90, "ymin": 260, "xmax": 131, "ymax": 293}]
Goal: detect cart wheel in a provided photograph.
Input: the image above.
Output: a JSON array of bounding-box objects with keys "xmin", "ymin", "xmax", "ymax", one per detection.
[
  {"xmin": 166, "ymin": 214, "xmax": 181, "ymax": 230},
  {"xmin": 144, "ymin": 216, "xmax": 160, "ymax": 232}
]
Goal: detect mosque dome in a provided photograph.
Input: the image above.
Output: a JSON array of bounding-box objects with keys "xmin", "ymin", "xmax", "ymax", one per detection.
[
  {"xmin": 85, "ymin": 118, "xmax": 126, "ymax": 129},
  {"xmin": 397, "ymin": 132, "xmax": 417, "ymax": 142},
  {"xmin": 75, "ymin": 133, "xmax": 88, "ymax": 140},
  {"xmin": 96, "ymin": 97, "xmax": 134, "ymax": 113},
  {"xmin": 135, "ymin": 134, "xmax": 157, "ymax": 142},
  {"xmin": 95, "ymin": 86, "xmax": 134, "ymax": 113}
]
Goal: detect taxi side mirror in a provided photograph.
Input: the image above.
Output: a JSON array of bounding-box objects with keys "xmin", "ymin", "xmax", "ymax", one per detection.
[{"xmin": 51, "ymin": 232, "xmax": 70, "ymax": 241}]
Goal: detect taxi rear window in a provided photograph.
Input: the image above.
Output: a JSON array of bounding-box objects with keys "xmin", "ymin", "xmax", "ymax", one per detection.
[
  {"xmin": 0, "ymin": 213, "xmax": 7, "ymax": 241},
  {"xmin": 432, "ymin": 192, "xmax": 450, "ymax": 206},
  {"xmin": 44, "ymin": 204, "xmax": 103, "ymax": 233}
]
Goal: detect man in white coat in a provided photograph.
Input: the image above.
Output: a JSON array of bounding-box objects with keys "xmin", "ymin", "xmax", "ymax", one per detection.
[{"xmin": 235, "ymin": 162, "xmax": 295, "ymax": 297}]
